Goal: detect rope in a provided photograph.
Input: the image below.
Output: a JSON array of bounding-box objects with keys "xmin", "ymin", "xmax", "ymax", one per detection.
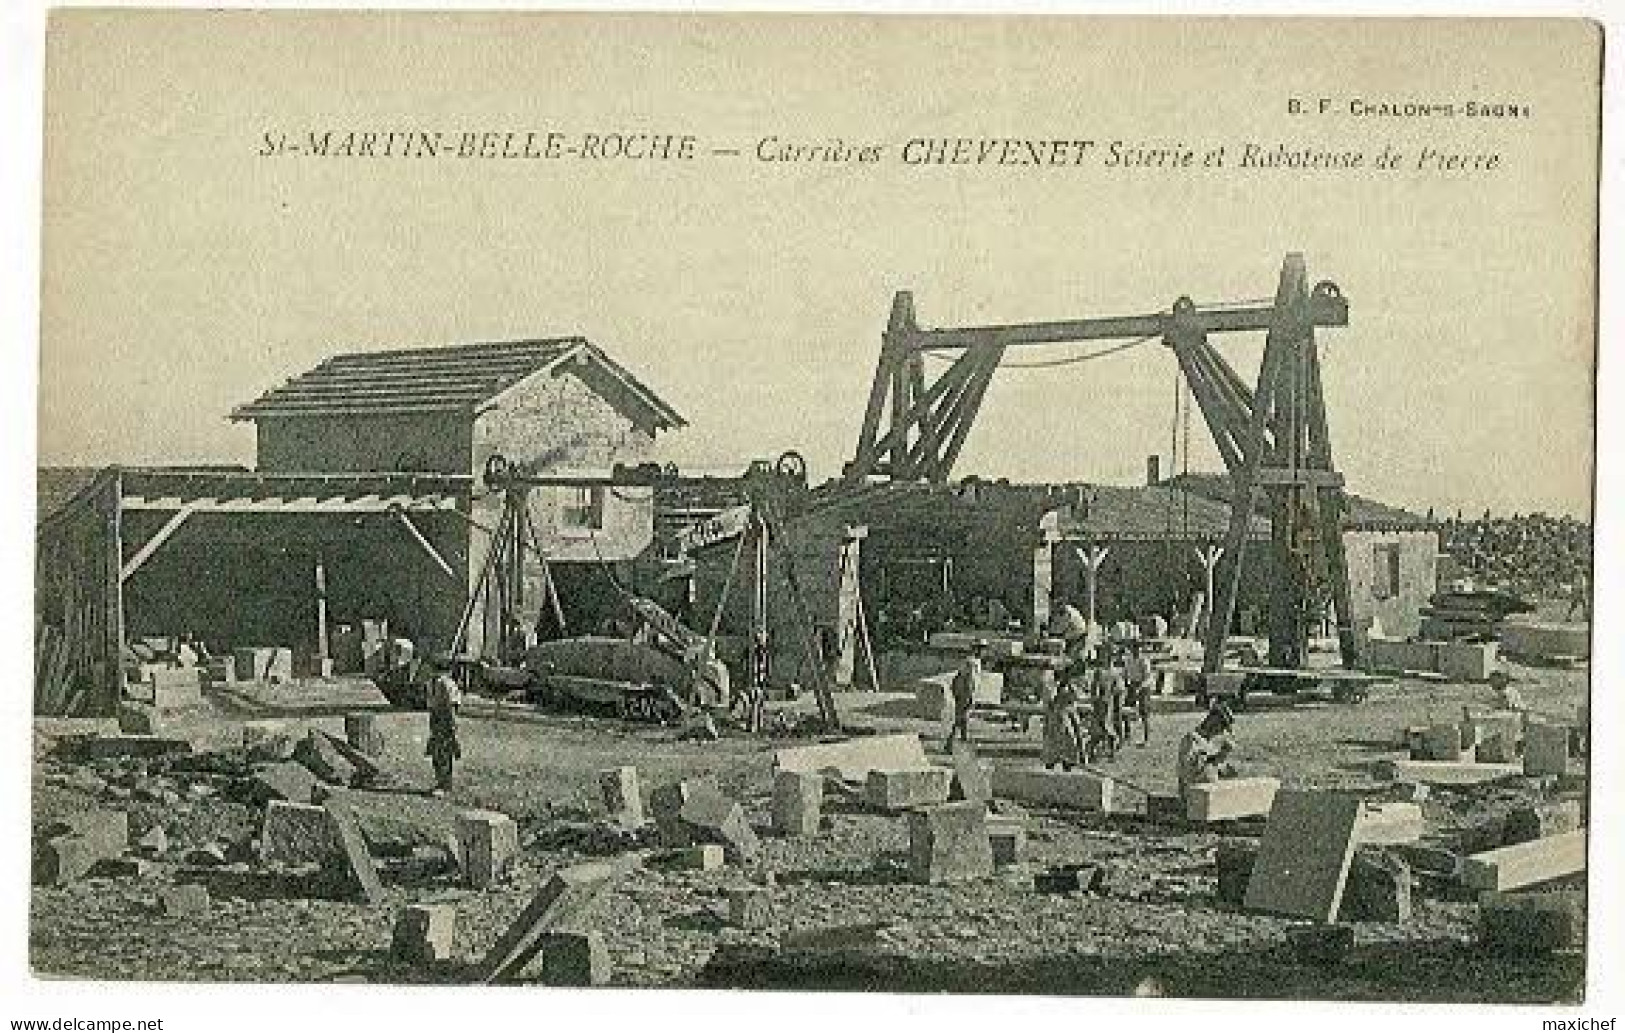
[{"xmin": 925, "ymin": 334, "xmax": 1157, "ymax": 369}]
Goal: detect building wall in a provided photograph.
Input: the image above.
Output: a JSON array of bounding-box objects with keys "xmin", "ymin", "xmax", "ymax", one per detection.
[
  {"xmin": 467, "ymin": 365, "xmax": 659, "ymax": 651},
  {"xmin": 255, "ymin": 413, "xmax": 472, "ymax": 473},
  {"xmin": 1343, "ymin": 528, "xmax": 1439, "ymax": 643}
]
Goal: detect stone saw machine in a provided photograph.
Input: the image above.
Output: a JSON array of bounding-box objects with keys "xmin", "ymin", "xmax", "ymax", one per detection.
[{"xmin": 455, "ymin": 452, "xmax": 843, "ymax": 731}]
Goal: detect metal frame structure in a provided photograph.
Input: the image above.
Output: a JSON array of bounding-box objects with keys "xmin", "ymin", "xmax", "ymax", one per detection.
[{"xmin": 845, "ymin": 253, "xmax": 1357, "ymax": 676}]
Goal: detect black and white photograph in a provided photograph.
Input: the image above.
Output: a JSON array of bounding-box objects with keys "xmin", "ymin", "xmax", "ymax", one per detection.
[{"xmin": 2, "ymin": 6, "xmax": 1615, "ymax": 1030}]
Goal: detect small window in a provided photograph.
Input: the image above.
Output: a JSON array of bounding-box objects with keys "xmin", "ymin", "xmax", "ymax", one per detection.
[
  {"xmin": 1372, "ymin": 542, "xmax": 1402, "ymax": 600},
  {"xmin": 561, "ymin": 486, "xmax": 605, "ymax": 530}
]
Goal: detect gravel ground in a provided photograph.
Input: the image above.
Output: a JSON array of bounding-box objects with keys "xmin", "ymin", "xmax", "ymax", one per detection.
[{"xmin": 29, "ymin": 658, "xmax": 1588, "ymax": 1001}]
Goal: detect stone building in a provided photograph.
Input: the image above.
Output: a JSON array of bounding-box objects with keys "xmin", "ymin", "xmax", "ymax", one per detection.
[{"xmin": 35, "ymin": 337, "xmax": 683, "ymax": 714}]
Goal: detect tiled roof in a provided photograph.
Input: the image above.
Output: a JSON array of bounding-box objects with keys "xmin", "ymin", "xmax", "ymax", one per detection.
[
  {"xmin": 1159, "ymin": 472, "xmax": 1435, "ymax": 531},
  {"xmin": 231, "ymin": 338, "xmax": 684, "ymax": 431}
]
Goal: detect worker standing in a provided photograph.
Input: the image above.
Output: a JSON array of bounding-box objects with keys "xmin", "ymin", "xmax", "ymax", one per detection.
[
  {"xmin": 425, "ymin": 660, "xmax": 463, "ymax": 797},
  {"xmin": 1176, "ymin": 703, "xmax": 1237, "ymax": 796},
  {"xmin": 1042, "ymin": 661, "xmax": 1088, "ymax": 770},
  {"xmin": 946, "ymin": 640, "xmax": 986, "ymax": 748},
  {"xmin": 1122, "ymin": 641, "xmax": 1153, "ymax": 746}
]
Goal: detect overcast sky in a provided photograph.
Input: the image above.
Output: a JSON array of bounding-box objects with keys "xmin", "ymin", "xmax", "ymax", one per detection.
[{"xmin": 37, "ymin": 13, "xmax": 1599, "ymax": 518}]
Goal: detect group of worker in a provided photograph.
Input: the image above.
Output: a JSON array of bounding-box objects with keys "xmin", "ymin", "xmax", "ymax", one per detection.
[
  {"xmin": 945, "ymin": 632, "xmax": 1240, "ymax": 797},
  {"xmin": 1037, "ymin": 641, "xmax": 1155, "ymax": 769}
]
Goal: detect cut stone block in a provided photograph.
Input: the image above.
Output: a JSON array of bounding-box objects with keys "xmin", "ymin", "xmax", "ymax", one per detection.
[
  {"xmin": 1357, "ymin": 802, "xmax": 1425, "ymax": 845},
  {"xmin": 47, "ymin": 810, "xmax": 131, "ymax": 857},
  {"xmin": 1146, "ymin": 794, "xmax": 1187, "ymax": 824},
  {"xmin": 1215, "ymin": 840, "xmax": 1258, "ymax": 905},
  {"xmin": 1287, "ymin": 923, "xmax": 1355, "ymax": 966},
  {"xmin": 986, "ymin": 820, "xmax": 1027, "ymax": 865},
  {"xmin": 293, "ymin": 731, "xmax": 359, "ymax": 786},
  {"xmin": 242, "ymin": 721, "xmax": 297, "ymax": 761},
  {"xmin": 74, "ymin": 735, "xmax": 192, "ymax": 761},
  {"xmin": 1524, "ymin": 723, "xmax": 1571, "ymax": 777},
  {"xmin": 1244, "ymin": 790, "xmax": 1363, "ymax": 922},
  {"xmin": 135, "ymin": 825, "xmax": 169, "ymax": 858},
  {"xmin": 1461, "ymin": 829, "xmax": 1586, "ymax": 892},
  {"xmin": 907, "ymin": 801, "xmax": 993, "ymax": 885},
  {"xmin": 247, "ymin": 761, "xmax": 321, "ymax": 805},
  {"xmin": 1475, "ymin": 734, "xmax": 1518, "ymax": 764},
  {"xmin": 93, "ymin": 857, "xmax": 154, "ymax": 879},
  {"xmin": 1340, "ymin": 849, "xmax": 1413, "ymax": 922},
  {"xmin": 670, "ymin": 844, "xmax": 726, "ymax": 870},
  {"xmin": 1185, "ymin": 777, "xmax": 1280, "ymax": 822},
  {"xmin": 392, "ymin": 903, "xmax": 457, "ymax": 964},
  {"xmin": 1383, "ymin": 760, "xmax": 1521, "ymax": 786},
  {"xmin": 1034, "ymin": 864, "xmax": 1104, "ymax": 895},
  {"xmin": 1503, "ymin": 801, "xmax": 1583, "ymax": 846},
  {"xmin": 457, "ymin": 809, "xmax": 520, "ymax": 889},
  {"xmin": 117, "ymin": 702, "xmax": 163, "ymax": 735},
  {"xmin": 597, "ymin": 767, "xmax": 644, "ymax": 824},
  {"xmin": 649, "ymin": 777, "xmax": 718, "ymax": 847},
  {"xmin": 475, "ymin": 859, "xmax": 630, "ymax": 983},
  {"xmin": 234, "ymin": 646, "xmax": 294, "ymax": 683},
  {"xmin": 343, "ymin": 713, "xmax": 386, "ymax": 757},
  {"xmin": 1435, "ymin": 641, "xmax": 1498, "ymax": 682},
  {"xmin": 992, "ymin": 767, "xmax": 1115, "ymax": 813},
  {"xmin": 678, "ymin": 792, "xmax": 760, "ymax": 865},
  {"xmin": 775, "ymin": 733, "xmax": 929, "ymax": 782},
  {"xmin": 160, "ymin": 883, "xmax": 210, "ymax": 917},
  {"xmin": 148, "ymin": 666, "xmax": 204, "ymax": 709},
  {"xmin": 771, "ymin": 770, "xmax": 822, "ymax": 838},
  {"xmin": 728, "ymin": 885, "xmax": 774, "ymax": 928},
  {"xmin": 259, "ymin": 800, "xmax": 344, "ymax": 866},
  {"xmin": 914, "ymin": 677, "xmax": 955, "ymax": 722},
  {"xmin": 1498, "ymin": 621, "xmax": 1589, "ymax": 661},
  {"xmin": 1480, "ymin": 890, "xmax": 1586, "ymax": 954},
  {"xmin": 324, "ymin": 799, "xmax": 384, "ymax": 904},
  {"xmin": 949, "ymin": 742, "xmax": 992, "ymax": 805},
  {"xmin": 1417, "ymin": 723, "xmax": 1467, "ymax": 762},
  {"xmin": 1462, "ymin": 710, "xmax": 1524, "ymax": 751},
  {"xmin": 540, "ymin": 930, "xmax": 611, "ymax": 986},
  {"xmin": 864, "ymin": 767, "xmax": 953, "ymax": 811},
  {"xmin": 34, "ymin": 836, "xmax": 101, "ymax": 886}
]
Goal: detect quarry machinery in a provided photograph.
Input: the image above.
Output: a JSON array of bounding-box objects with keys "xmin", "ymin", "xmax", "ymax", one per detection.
[
  {"xmin": 458, "ymin": 452, "xmax": 842, "ymax": 730},
  {"xmin": 845, "ymin": 253, "xmax": 1360, "ymax": 691}
]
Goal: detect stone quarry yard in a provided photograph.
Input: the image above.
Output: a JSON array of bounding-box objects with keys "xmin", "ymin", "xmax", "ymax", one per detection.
[{"xmin": 29, "ymin": 660, "xmax": 1588, "ymax": 1002}]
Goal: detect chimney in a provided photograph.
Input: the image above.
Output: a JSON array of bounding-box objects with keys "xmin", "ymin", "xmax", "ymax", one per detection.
[{"xmin": 1146, "ymin": 455, "xmax": 1161, "ymax": 486}]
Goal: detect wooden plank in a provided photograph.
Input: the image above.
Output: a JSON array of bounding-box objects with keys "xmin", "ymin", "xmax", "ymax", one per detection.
[
  {"xmin": 1244, "ymin": 789, "xmax": 1363, "ymax": 922},
  {"xmin": 119, "ymin": 505, "xmax": 194, "ymax": 582},
  {"xmin": 475, "ymin": 859, "xmax": 630, "ymax": 984},
  {"xmin": 1461, "ymin": 830, "xmax": 1586, "ymax": 892}
]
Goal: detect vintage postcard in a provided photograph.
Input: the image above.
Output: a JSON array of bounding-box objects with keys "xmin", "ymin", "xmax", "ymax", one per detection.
[{"xmin": 26, "ymin": 8, "xmax": 1600, "ymax": 1011}]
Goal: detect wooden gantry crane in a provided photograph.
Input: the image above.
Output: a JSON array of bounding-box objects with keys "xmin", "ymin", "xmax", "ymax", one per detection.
[{"xmin": 845, "ymin": 253, "xmax": 1358, "ymax": 681}]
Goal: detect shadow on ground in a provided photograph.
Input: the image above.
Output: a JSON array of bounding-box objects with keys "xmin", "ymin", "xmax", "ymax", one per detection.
[{"xmin": 698, "ymin": 936, "xmax": 1584, "ymax": 1002}]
